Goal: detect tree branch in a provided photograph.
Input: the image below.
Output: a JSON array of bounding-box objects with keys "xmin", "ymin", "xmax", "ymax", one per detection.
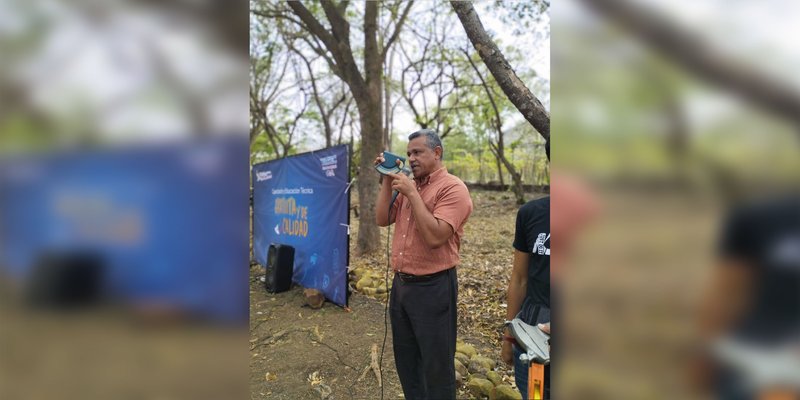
[
  {"xmin": 579, "ymin": 0, "xmax": 800, "ymax": 127},
  {"xmin": 320, "ymin": 0, "xmax": 351, "ymax": 46},
  {"xmin": 336, "ymin": 0, "xmax": 350, "ymax": 16},
  {"xmin": 451, "ymin": 1, "xmax": 550, "ymax": 140},
  {"xmin": 287, "ymin": 0, "xmax": 367, "ymax": 96},
  {"xmin": 381, "ymin": 0, "xmax": 415, "ymax": 61},
  {"xmin": 286, "ymin": 1, "xmax": 340, "ymax": 56}
]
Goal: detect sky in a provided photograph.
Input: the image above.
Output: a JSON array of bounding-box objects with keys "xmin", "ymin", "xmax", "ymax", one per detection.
[{"xmin": 379, "ymin": 3, "xmax": 551, "ymax": 147}]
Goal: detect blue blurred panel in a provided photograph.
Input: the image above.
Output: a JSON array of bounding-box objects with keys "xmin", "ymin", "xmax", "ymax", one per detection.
[
  {"xmin": 251, "ymin": 145, "xmax": 350, "ymax": 306},
  {"xmin": 0, "ymin": 138, "xmax": 249, "ymax": 323}
]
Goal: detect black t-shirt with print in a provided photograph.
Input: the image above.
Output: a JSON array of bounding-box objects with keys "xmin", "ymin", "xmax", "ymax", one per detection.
[
  {"xmin": 513, "ymin": 196, "xmax": 550, "ymax": 324},
  {"xmin": 718, "ymin": 195, "xmax": 800, "ymax": 343}
]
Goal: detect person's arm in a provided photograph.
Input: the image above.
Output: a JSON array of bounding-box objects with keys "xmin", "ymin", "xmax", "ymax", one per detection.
[
  {"xmin": 538, "ymin": 322, "xmax": 550, "ymax": 334},
  {"xmin": 502, "ymin": 249, "xmax": 529, "ymax": 365},
  {"xmin": 697, "ymin": 260, "xmax": 753, "ymax": 342},
  {"xmin": 386, "ymin": 172, "xmax": 456, "ymax": 248},
  {"xmin": 375, "ymin": 154, "xmax": 400, "ymax": 227},
  {"xmin": 690, "ymin": 204, "xmax": 756, "ymax": 392},
  {"xmin": 690, "ymin": 259, "xmax": 753, "ymax": 391}
]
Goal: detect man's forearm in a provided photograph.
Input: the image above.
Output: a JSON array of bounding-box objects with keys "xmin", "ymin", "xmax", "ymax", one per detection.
[
  {"xmin": 406, "ymin": 191, "xmax": 451, "ymax": 248},
  {"xmin": 506, "ymin": 250, "xmax": 530, "ymax": 325}
]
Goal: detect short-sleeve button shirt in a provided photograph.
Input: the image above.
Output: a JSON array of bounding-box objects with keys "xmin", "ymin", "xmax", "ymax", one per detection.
[{"xmin": 390, "ymin": 167, "xmax": 472, "ymax": 275}]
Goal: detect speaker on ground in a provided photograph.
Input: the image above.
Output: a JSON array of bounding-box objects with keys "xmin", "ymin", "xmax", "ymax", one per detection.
[{"xmin": 265, "ymin": 243, "xmax": 295, "ymax": 293}]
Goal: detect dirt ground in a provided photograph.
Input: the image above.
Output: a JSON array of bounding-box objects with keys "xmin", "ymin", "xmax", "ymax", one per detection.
[
  {"xmin": 249, "ymin": 281, "xmax": 403, "ymax": 400},
  {"xmin": 249, "ymin": 189, "xmax": 540, "ymax": 399},
  {"xmin": 250, "ymin": 185, "xmax": 724, "ymax": 400}
]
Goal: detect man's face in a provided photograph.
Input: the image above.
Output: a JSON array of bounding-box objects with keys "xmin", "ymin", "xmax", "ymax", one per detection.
[{"xmin": 406, "ymin": 136, "xmax": 440, "ymax": 178}]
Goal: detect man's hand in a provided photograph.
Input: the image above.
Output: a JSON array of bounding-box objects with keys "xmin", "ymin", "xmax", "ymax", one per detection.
[
  {"xmin": 374, "ymin": 153, "xmax": 385, "ymax": 167},
  {"xmin": 375, "ymin": 152, "xmax": 400, "ymax": 226},
  {"xmin": 374, "ymin": 153, "xmax": 402, "ymax": 168},
  {"xmin": 386, "ymin": 172, "xmax": 415, "ymax": 197},
  {"xmin": 539, "ymin": 323, "xmax": 551, "ymax": 352},
  {"xmin": 538, "ymin": 323, "xmax": 550, "ymax": 335}
]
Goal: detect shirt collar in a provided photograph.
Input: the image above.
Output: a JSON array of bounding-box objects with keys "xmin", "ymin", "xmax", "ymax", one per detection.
[{"xmin": 415, "ymin": 166, "xmax": 447, "ymax": 186}]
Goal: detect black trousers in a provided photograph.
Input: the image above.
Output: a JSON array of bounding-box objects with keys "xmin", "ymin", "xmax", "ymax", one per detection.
[{"xmin": 390, "ymin": 268, "xmax": 458, "ymax": 400}]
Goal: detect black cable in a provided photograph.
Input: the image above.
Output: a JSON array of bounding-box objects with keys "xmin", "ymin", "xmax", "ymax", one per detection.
[{"xmin": 379, "ymin": 201, "xmax": 393, "ymax": 400}]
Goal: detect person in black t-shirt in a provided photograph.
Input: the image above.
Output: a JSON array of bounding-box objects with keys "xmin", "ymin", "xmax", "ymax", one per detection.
[
  {"xmin": 694, "ymin": 195, "xmax": 799, "ymax": 399},
  {"xmin": 502, "ymin": 139, "xmax": 551, "ymax": 399}
]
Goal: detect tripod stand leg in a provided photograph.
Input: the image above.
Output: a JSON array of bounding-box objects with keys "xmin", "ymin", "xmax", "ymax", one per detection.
[{"xmin": 528, "ymin": 362, "xmax": 545, "ymax": 400}]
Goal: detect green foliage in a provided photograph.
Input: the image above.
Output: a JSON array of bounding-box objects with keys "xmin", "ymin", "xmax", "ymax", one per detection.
[
  {"xmin": 0, "ymin": 114, "xmax": 55, "ymax": 155},
  {"xmin": 553, "ymin": 16, "xmax": 800, "ymax": 188},
  {"xmin": 250, "ymin": 130, "xmax": 275, "ymax": 165},
  {"xmin": 488, "ymin": 1, "xmax": 550, "ymax": 40},
  {"xmin": 250, "ymin": 0, "xmax": 551, "ymax": 186}
]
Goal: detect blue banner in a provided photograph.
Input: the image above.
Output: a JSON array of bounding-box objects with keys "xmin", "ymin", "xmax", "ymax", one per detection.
[
  {"xmin": 0, "ymin": 138, "xmax": 249, "ymax": 323},
  {"xmin": 251, "ymin": 145, "xmax": 350, "ymax": 307}
]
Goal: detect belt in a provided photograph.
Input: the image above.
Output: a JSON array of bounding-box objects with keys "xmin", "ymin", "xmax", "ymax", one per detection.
[{"xmin": 396, "ymin": 269, "xmax": 449, "ymax": 283}]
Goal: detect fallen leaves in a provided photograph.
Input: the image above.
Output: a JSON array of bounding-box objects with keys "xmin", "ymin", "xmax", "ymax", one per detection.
[
  {"xmin": 314, "ymin": 325, "xmax": 324, "ymax": 342},
  {"xmin": 307, "ymin": 371, "xmax": 333, "ymax": 399},
  {"xmin": 307, "ymin": 371, "xmax": 323, "ymax": 386}
]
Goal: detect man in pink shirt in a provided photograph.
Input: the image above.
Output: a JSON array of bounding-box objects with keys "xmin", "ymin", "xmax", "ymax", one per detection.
[{"xmin": 375, "ymin": 129, "xmax": 473, "ymax": 400}]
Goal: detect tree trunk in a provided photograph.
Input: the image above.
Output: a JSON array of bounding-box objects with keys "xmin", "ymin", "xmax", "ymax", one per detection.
[
  {"xmin": 491, "ymin": 146, "xmax": 505, "ymax": 186},
  {"xmin": 489, "ymin": 141, "xmax": 525, "ymax": 204},
  {"xmin": 499, "ymin": 152, "xmax": 526, "ymax": 205},
  {"xmin": 382, "ymin": 29, "xmax": 396, "ymax": 151},
  {"xmin": 478, "ymin": 145, "xmax": 485, "ymax": 184},
  {"xmin": 354, "ymin": 99, "xmax": 383, "ymax": 255},
  {"xmin": 451, "ymin": 1, "xmax": 550, "ymax": 140},
  {"xmin": 354, "ymin": 1, "xmax": 384, "ymax": 255}
]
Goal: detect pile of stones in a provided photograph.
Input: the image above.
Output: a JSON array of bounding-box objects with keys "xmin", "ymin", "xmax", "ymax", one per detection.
[{"xmin": 455, "ymin": 341, "xmax": 521, "ymax": 400}]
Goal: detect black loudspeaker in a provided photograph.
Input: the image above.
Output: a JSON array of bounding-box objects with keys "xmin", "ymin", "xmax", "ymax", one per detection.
[
  {"xmin": 265, "ymin": 244, "xmax": 295, "ymax": 293},
  {"xmin": 26, "ymin": 252, "xmax": 104, "ymax": 309}
]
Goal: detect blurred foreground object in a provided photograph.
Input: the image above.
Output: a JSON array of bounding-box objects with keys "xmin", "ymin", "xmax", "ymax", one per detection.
[
  {"xmin": 0, "ymin": 137, "xmax": 248, "ymax": 322},
  {"xmin": 0, "ymin": 0, "xmax": 247, "ymax": 152},
  {"xmin": 697, "ymin": 196, "xmax": 800, "ymax": 399},
  {"xmin": 0, "ymin": 0, "xmax": 248, "ymax": 398},
  {"xmin": 555, "ymin": 0, "xmax": 800, "ymax": 398},
  {"xmin": 24, "ymin": 251, "xmax": 104, "ymax": 309}
]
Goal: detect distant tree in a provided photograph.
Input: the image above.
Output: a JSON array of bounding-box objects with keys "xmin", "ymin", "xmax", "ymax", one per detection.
[
  {"xmin": 395, "ymin": 2, "xmax": 462, "ymax": 138},
  {"xmin": 249, "ymin": 28, "xmax": 308, "ymax": 158},
  {"xmin": 463, "ymin": 48, "xmax": 526, "ymax": 204},
  {"xmin": 252, "ymin": 0, "xmax": 413, "ymax": 255}
]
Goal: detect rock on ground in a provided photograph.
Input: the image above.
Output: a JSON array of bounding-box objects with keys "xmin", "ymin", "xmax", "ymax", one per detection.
[
  {"xmin": 456, "ymin": 342, "xmax": 477, "ymax": 359},
  {"xmin": 493, "ymin": 384, "xmax": 522, "ymax": 400},
  {"xmin": 454, "ymin": 358, "xmax": 468, "ymax": 377},
  {"xmin": 467, "ymin": 377, "xmax": 494, "ymax": 399},
  {"xmin": 487, "ymin": 370, "xmax": 503, "ymax": 386},
  {"xmin": 454, "ymin": 351, "xmax": 471, "ymax": 366},
  {"xmin": 470, "ymin": 355, "xmax": 496, "ymax": 372},
  {"xmin": 303, "ymin": 288, "xmax": 325, "ymax": 309}
]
